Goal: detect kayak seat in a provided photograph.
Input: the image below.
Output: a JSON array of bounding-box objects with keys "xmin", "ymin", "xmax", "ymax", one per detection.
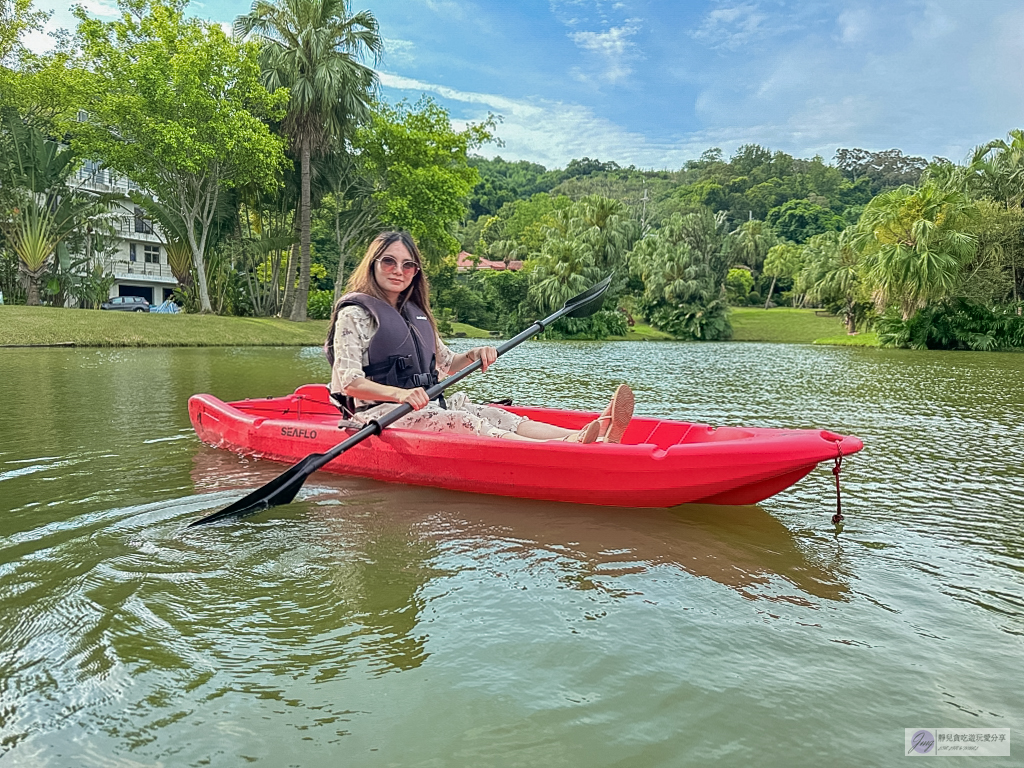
[{"xmin": 294, "ymin": 384, "xmax": 334, "ymax": 403}]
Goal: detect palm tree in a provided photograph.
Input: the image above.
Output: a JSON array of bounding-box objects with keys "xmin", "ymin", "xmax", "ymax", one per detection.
[
  {"xmin": 236, "ymin": 0, "xmax": 381, "ymax": 321},
  {"xmin": 529, "ymin": 236, "xmax": 598, "ymax": 313},
  {"xmin": 574, "ymin": 196, "xmax": 635, "ymax": 266},
  {"xmin": 854, "ymin": 184, "xmax": 978, "ymax": 320},
  {"xmin": 0, "ymin": 112, "xmax": 106, "ymax": 305},
  {"xmin": 732, "ymin": 218, "xmax": 777, "ymax": 272},
  {"xmin": 572, "ymin": 195, "xmax": 638, "ymax": 299},
  {"xmin": 630, "ymin": 211, "xmax": 732, "ymax": 340},
  {"xmin": 761, "ymin": 242, "xmax": 802, "ymax": 309},
  {"xmin": 969, "ymin": 130, "xmax": 1024, "ymax": 208},
  {"xmin": 798, "ymin": 230, "xmax": 862, "ymax": 333},
  {"xmin": 966, "ymin": 130, "xmax": 1024, "ymax": 305}
]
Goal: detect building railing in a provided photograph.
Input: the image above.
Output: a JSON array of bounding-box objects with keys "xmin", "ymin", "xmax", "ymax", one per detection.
[
  {"xmin": 110, "ymin": 215, "xmax": 163, "ymax": 241},
  {"xmin": 111, "ymin": 260, "xmax": 177, "ymax": 282},
  {"xmin": 75, "ymin": 167, "xmax": 142, "ymax": 196}
]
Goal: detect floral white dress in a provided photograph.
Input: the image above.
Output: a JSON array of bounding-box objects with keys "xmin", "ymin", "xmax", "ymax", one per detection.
[{"xmin": 330, "ymin": 305, "xmax": 527, "ymax": 438}]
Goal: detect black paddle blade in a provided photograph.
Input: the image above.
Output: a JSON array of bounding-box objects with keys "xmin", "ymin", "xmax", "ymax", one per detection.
[
  {"xmin": 564, "ymin": 274, "xmax": 612, "ymax": 318},
  {"xmin": 187, "ymin": 452, "xmax": 325, "ymax": 527}
]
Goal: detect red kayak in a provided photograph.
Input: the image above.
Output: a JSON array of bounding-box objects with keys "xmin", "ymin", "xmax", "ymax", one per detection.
[{"xmin": 188, "ymin": 384, "xmax": 863, "ymax": 508}]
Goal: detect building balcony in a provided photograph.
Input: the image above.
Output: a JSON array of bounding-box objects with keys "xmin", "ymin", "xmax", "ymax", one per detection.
[
  {"xmin": 111, "ymin": 260, "xmax": 178, "ymax": 285},
  {"xmin": 110, "ymin": 215, "xmax": 163, "ymax": 243},
  {"xmin": 75, "ymin": 167, "xmax": 141, "ymax": 197}
]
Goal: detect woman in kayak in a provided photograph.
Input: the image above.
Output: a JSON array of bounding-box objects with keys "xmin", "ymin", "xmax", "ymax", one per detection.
[{"xmin": 326, "ymin": 231, "xmax": 634, "ymax": 443}]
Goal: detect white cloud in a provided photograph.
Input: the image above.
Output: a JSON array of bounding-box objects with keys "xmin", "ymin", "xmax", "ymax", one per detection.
[
  {"xmin": 549, "ymin": 1, "xmax": 644, "ymax": 84},
  {"xmin": 380, "ymin": 71, "xmax": 744, "ymax": 169},
  {"xmin": 21, "ymin": 29, "xmax": 54, "ymax": 54},
  {"xmin": 678, "ymin": 0, "xmax": 1024, "ymax": 163},
  {"xmin": 383, "ymin": 37, "xmax": 415, "ymax": 64},
  {"xmin": 569, "ymin": 21, "xmax": 641, "ymax": 83},
  {"xmin": 378, "ymin": 72, "xmax": 531, "ymax": 114},
  {"xmin": 379, "ymin": 66, "xmax": 982, "ymax": 169},
  {"xmin": 693, "ymin": 3, "xmax": 770, "ymax": 49},
  {"xmin": 913, "ymin": 0, "xmax": 957, "ymax": 41},
  {"xmin": 571, "ymin": 23, "xmax": 637, "ymax": 56}
]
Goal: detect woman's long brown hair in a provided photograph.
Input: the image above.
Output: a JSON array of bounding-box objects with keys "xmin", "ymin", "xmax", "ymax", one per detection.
[{"xmin": 325, "ymin": 231, "xmax": 438, "ymax": 366}]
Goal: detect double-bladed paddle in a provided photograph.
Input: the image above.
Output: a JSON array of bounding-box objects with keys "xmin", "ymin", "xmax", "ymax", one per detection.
[{"xmin": 188, "ymin": 275, "xmax": 612, "ymax": 527}]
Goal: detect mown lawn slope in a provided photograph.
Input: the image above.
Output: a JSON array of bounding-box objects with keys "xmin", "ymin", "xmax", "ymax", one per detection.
[
  {"xmin": 1, "ymin": 306, "xmax": 330, "ymax": 347},
  {"xmin": 729, "ymin": 307, "xmax": 849, "ymax": 344}
]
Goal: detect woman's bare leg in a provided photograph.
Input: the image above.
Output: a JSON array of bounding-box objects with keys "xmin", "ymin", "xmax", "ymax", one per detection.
[{"xmin": 513, "ymin": 421, "xmax": 577, "ymax": 440}]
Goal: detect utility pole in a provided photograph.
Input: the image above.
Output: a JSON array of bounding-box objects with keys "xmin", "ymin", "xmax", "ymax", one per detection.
[{"xmin": 640, "ymin": 181, "xmax": 650, "ymax": 238}]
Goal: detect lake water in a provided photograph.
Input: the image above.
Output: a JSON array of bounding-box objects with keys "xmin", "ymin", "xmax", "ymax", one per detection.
[{"xmin": 1, "ymin": 341, "xmax": 1022, "ymax": 766}]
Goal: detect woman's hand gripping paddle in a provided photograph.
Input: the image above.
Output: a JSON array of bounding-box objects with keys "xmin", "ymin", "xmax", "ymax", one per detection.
[{"xmin": 188, "ymin": 275, "xmax": 612, "ymax": 527}]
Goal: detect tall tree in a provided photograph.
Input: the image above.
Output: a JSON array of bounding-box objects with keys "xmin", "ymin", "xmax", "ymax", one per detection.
[
  {"xmin": 316, "ymin": 150, "xmax": 379, "ymax": 301},
  {"xmin": 353, "ymin": 98, "xmax": 493, "ymax": 265},
  {"xmin": 478, "ymin": 192, "xmax": 572, "ymax": 256},
  {"xmin": 761, "ymin": 242, "xmax": 802, "ymax": 309},
  {"xmin": 0, "ymin": 111, "xmax": 106, "ymax": 305},
  {"xmin": 1, "ymin": 0, "xmax": 86, "ymax": 133},
  {"xmin": 732, "ymin": 218, "xmax": 777, "ymax": 271},
  {"xmin": 0, "ymin": 0, "xmax": 46, "ymax": 60},
  {"xmin": 834, "ymin": 148, "xmax": 929, "ymax": 194},
  {"xmin": 855, "ymin": 184, "xmax": 978, "ymax": 319},
  {"xmin": 630, "ymin": 209, "xmax": 734, "ymax": 340},
  {"xmin": 967, "ymin": 130, "xmax": 1024, "ymax": 305},
  {"xmin": 74, "ymin": 0, "xmax": 287, "ymax": 313},
  {"xmin": 236, "ymin": 0, "xmax": 381, "ymax": 321},
  {"xmin": 798, "ymin": 230, "xmax": 862, "ymax": 332},
  {"xmin": 765, "ymin": 199, "xmax": 844, "ymax": 243}
]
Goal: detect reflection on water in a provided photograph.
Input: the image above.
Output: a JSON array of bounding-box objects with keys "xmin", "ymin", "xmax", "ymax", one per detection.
[
  {"xmin": 190, "ymin": 448, "xmax": 849, "ymax": 606},
  {"xmin": 1, "ymin": 343, "xmax": 1023, "ymax": 765}
]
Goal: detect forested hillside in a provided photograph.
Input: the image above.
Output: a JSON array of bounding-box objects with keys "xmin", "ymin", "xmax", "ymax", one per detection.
[{"xmin": 449, "ymin": 143, "xmax": 1023, "ymax": 347}]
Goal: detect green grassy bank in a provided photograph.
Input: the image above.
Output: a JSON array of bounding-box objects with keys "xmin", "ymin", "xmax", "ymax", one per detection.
[
  {"xmin": 813, "ymin": 332, "xmax": 880, "ymax": 346},
  {"xmin": 729, "ymin": 307, "xmax": 866, "ymax": 344},
  {"xmin": 606, "ymin": 322, "xmax": 675, "ymax": 341},
  {"xmin": 445, "ymin": 320, "xmax": 674, "ymax": 342},
  {"xmin": 1, "ymin": 305, "xmax": 876, "ymax": 348},
  {"xmin": 0, "ymin": 306, "xmax": 330, "ymax": 347},
  {"xmin": 448, "ymin": 321, "xmax": 496, "ymax": 339}
]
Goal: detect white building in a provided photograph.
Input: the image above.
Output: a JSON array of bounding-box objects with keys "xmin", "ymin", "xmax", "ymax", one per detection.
[{"xmin": 76, "ymin": 160, "xmax": 178, "ymax": 305}]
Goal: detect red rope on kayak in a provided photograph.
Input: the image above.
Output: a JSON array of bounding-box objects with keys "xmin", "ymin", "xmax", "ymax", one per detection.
[{"xmin": 831, "ymin": 442, "xmax": 844, "ymax": 526}]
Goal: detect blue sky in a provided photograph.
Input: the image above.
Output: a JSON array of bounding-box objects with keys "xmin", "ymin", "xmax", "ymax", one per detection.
[{"xmin": 27, "ymin": 0, "xmax": 1024, "ymax": 169}]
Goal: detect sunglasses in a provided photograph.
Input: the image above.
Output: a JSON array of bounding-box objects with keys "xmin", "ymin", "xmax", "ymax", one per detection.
[{"xmin": 375, "ymin": 256, "xmax": 420, "ymax": 275}]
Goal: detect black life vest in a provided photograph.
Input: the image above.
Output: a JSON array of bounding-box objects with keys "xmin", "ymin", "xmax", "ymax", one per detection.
[{"xmin": 331, "ymin": 292, "xmax": 444, "ymax": 416}]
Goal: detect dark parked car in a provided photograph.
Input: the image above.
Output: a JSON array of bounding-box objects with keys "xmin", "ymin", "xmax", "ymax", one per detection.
[{"xmin": 101, "ymin": 296, "xmax": 151, "ymax": 312}]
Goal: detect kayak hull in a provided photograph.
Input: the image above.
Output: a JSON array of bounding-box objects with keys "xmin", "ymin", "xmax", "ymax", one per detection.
[{"xmin": 188, "ymin": 385, "xmax": 863, "ymax": 508}]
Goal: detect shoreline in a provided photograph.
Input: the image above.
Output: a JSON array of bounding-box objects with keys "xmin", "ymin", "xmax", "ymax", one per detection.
[{"xmin": 1, "ymin": 305, "xmax": 869, "ymax": 348}]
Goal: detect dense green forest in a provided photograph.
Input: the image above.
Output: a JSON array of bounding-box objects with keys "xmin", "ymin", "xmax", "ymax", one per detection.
[
  {"xmin": 2, "ymin": 0, "xmax": 1023, "ymax": 349},
  {"xmin": 451, "ymin": 139, "xmax": 1024, "ymax": 347}
]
